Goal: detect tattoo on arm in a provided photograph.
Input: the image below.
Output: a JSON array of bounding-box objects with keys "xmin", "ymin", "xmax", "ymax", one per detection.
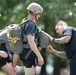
[
  {"xmin": 54, "ymin": 35, "xmax": 71, "ymax": 44},
  {"xmin": 53, "ymin": 50, "xmax": 67, "ymax": 59}
]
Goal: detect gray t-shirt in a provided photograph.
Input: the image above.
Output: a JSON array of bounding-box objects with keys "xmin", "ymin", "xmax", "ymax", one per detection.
[{"xmin": 63, "ymin": 27, "xmax": 76, "ymax": 59}]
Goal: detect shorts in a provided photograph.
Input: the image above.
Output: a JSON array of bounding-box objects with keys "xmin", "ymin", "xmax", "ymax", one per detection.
[
  {"xmin": 0, "ymin": 56, "xmax": 11, "ymax": 67},
  {"xmin": 0, "ymin": 44, "xmax": 11, "ymax": 67},
  {"xmin": 19, "ymin": 48, "xmax": 38, "ymax": 68}
]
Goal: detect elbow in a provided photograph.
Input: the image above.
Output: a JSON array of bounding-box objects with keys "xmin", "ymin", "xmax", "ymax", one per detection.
[
  {"xmin": 65, "ymin": 36, "xmax": 71, "ymax": 43},
  {"xmin": 27, "ymin": 35, "xmax": 35, "ymax": 45},
  {"xmin": 28, "ymin": 40, "xmax": 35, "ymax": 47},
  {"xmin": 65, "ymin": 39, "xmax": 69, "ymax": 43}
]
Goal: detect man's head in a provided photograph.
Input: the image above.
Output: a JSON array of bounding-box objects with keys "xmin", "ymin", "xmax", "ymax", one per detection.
[
  {"xmin": 27, "ymin": 2, "xmax": 43, "ymax": 20},
  {"xmin": 55, "ymin": 20, "xmax": 68, "ymax": 35}
]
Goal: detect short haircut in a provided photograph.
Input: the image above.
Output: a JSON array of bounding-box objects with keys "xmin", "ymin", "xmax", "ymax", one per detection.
[{"xmin": 56, "ymin": 20, "xmax": 68, "ymax": 26}]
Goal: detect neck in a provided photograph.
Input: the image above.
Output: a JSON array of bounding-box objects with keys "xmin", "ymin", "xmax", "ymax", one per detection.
[{"xmin": 27, "ymin": 14, "xmax": 36, "ymax": 21}]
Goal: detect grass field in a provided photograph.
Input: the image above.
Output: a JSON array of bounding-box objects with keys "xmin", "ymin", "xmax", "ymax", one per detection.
[{"xmin": 0, "ymin": 71, "xmax": 5, "ymax": 75}]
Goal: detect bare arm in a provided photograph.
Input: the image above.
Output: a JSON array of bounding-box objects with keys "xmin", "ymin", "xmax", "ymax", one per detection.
[
  {"xmin": 53, "ymin": 35, "xmax": 71, "ymax": 44},
  {"xmin": 27, "ymin": 35, "xmax": 42, "ymax": 57},
  {"xmin": 53, "ymin": 50, "xmax": 67, "ymax": 59},
  {"xmin": 13, "ymin": 54, "xmax": 19, "ymax": 72},
  {"xmin": 13, "ymin": 54, "xmax": 19, "ymax": 67},
  {"xmin": 41, "ymin": 31, "xmax": 71, "ymax": 44},
  {"xmin": 27, "ymin": 35, "xmax": 44, "ymax": 66},
  {"xmin": 46, "ymin": 45, "xmax": 67, "ymax": 59}
]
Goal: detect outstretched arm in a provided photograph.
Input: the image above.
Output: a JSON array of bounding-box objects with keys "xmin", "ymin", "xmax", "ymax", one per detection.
[
  {"xmin": 42, "ymin": 31, "xmax": 53, "ymax": 41},
  {"xmin": 52, "ymin": 35, "xmax": 71, "ymax": 44},
  {"xmin": 46, "ymin": 45, "xmax": 67, "ymax": 59},
  {"xmin": 42, "ymin": 31, "xmax": 71, "ymax": 44}
]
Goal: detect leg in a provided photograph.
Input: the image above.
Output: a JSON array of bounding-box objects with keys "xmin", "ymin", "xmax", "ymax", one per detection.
[
  {"xmin": 1, "ymin": 62, "xmax": 16, "ymax": 75},
  {"xmin": 24, "ymin": 65, "xmax": 36, "ymax": 75},
  {"xmin": 20, "ymin": 49, "xmax": 38, "ymax": 75},
  {"xmin": 0, "ymin": 44, "xmax": 16, "ymax": 75}
]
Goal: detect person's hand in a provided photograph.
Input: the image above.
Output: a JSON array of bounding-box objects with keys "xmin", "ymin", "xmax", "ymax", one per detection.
[
  {"xmin": 0, "ymin": 51, "xmax": 8, "ymax": 58},
  {"xmin": 38, "ymin": 55, "xmax": 44, "ymax": 66},
  {"xmin": 46, "ymin": 45, "xmax": 54, "ymax": 53},
  {"xmin": 48, "ymin": 35, "xmax": 53, "ymax": 41},
  {"xmin": 13, "ymin": 66, "xmax": 17, "ymax": 73}
]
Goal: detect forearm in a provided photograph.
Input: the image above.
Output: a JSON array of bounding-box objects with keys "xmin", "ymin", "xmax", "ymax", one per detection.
[
  {"xmin": 29, "ymin": 41, "xmax": 42, "ymax": 57},
  {"xmin": 13, "ymin": 54, "xmax": 19, "ymax": 67},
  {"xmin": 53, "ymin": 35, "xmax": 71, "ymax": 44},
  {"xmin": 52, "ymin": 50, "xmax": 67, "ymax": 59},
  {"xmin": 27, "ymin": 35, "xmax": 42, "ymax": 57}
]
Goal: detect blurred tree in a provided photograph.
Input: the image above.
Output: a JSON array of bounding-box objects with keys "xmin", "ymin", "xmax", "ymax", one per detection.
[{"xmin": 0, "ymin": 0, "xmax": 76, "ymax": 75}]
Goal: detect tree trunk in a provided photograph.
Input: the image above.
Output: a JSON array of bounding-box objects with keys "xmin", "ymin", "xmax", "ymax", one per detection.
[
  {"xmin": 53, "ymin": 57, "xmax": 67, "ymax": 75},
  {"xmin": 40, "ymin": 48, "xmax": 47, "ymax": 75}
]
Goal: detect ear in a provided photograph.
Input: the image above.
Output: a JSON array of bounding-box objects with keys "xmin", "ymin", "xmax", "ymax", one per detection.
[{"xmin": 55, "ymin": 26, "xmax": 57, "ymax": 30}]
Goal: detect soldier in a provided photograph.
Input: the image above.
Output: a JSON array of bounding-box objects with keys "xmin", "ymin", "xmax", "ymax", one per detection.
[
  {"xmin": 0, "ymin": 27, "xmax": 16, "ymax": 75},
  {"xmin": 0, "ymin": 44, "xmax": 16, "ymax": 75},
  {"xmin": 13, "ymin": 2, "xmax": 44, "ymax": 75}
]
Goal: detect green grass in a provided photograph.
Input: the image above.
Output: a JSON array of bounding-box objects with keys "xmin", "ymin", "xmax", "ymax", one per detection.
[{"xmin": 0, "ymin": 71, "xmax": 5, "ymax": 75}]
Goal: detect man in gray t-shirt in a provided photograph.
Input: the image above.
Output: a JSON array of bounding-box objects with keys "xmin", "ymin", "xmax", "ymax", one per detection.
[{"xmin": 46, "ymin": 20, "xmax": 76, "ymax": 75}]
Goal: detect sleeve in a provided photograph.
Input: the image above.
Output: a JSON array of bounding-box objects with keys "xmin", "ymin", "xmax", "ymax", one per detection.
[
  {"xmin": 24, "ymin": 21, "xmax": 36, "ymax": 36},
  {"xmin": 63, "ymin": 28, "xmax": 72, "ymax": 36}
]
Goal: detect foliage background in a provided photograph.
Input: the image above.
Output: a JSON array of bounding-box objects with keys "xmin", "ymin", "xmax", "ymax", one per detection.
[{"xmin": 0, "ymin": 0, "xmax": 76, "ymax": 75}]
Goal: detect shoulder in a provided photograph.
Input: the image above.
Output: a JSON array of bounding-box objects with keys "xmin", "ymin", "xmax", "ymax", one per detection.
[
  {"xmin": 26, "ymin": 19, "xmax": 36, "ymax": 28},
  {"xmin": 64, "ymin": 27, "xmax": 73, "ymax": 32},
  {"xmin": 22, "ymin": 18, "xmax": 35, "ymax": 25},
  {"xmin": 63, "ymin": 27, "xmax": 73, "ymax": 36},
  {"xmin": 65, "ymin": 26, "xmax": 76, "ymax": 32}
]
